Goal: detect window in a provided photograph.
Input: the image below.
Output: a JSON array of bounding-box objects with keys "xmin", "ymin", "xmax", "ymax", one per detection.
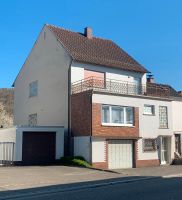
[
  {"xmin": 29, "ymin": 81, "xmax": 38, "ymax": 97},
  {"xmin": 28, "ymin": 114, "xmax": 37, "ymax": 126},
  {"xmin": 143, "ymin": 139, "xmax": 157, "ymax": 152},
  {"xmin": 159, "ymin": 106, "xmax": 168, "ymax": 128},
  {"xmin": 102, "ymin": 105, "xmax": 110, "ymax": 123},
  {"xmin": 144, "ymin": 105, "xmax": 155, "ymax": 115},
  {"xmin": 102, "ymin": 105, "xmax": 134, "ymax": 126}
]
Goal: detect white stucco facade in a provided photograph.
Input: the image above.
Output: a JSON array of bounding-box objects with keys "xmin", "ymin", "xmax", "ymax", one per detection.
[
  {"xmin": 13, "ymin": 26, "xmax": 71, "ymax": 133},
  {"xmin": 71, "ymin": 61, "xmax": 147, "ymax": 85},
  {"xmin": 172, "ymin": 99, "xmax": 182, "ymax": 133},
  {"xmin": 92, "ymin": 138, "xmax": 106, "ymax": 163}
]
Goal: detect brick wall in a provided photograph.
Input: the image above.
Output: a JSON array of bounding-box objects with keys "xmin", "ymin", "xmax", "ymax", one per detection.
[
  {"xmin": 92, "ymin": 103, "xmax": 139, "ymax": 138},
  {"xmin": 71, "ymin": 91, "xmax": 92, "ymax": 136},
  {"xmin": 136, "ymin": 159, "xmax": 160, "ymax": 167},
  {"xmin": 0, "ymin": 89, "xmax": 14, "ymax": 128}
]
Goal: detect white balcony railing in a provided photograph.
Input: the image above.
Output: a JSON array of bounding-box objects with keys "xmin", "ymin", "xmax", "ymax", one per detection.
[{"xmin": 71, "ymin": 77, "xmax": 170, "ymax": 98}]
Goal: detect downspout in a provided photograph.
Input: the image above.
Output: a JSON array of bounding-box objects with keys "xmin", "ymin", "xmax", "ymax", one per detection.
[
  {"xmin": 90, "ymin": 90, "xmax": 93, "ymax": 164},
  {"xmin": 68, "ymin": 59, "xmax": 73, "ymax": 155}
]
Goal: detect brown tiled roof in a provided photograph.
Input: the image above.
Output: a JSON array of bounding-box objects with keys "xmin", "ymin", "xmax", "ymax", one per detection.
[
  {"xmin": 147, "ymin": 82, "xmax": 181, "ymax": 97},
  {"xmin": 47, "ymin": 24, "xmax": 149, "ymax": 73}
]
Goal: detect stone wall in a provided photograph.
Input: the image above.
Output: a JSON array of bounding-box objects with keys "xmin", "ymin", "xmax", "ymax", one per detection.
[{"xmin": 0, "ymin": 89, "xmax": 14, "ymax": 128}]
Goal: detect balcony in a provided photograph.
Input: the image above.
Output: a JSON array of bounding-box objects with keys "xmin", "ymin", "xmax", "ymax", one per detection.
[{"xmin": 71, "ymin": 77, "xmax": 170, "ymax": 98}]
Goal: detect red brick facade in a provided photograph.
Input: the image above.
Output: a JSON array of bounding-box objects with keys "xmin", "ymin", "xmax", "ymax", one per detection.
[
  {"xmin": 136, "ymin": 159, "xmax": 160, "ymax": 167},
  {"xmin": 71, "ymin": 91, "xmax": 92, "ymax": 136},
  {"xmin": 92, "ymin": 103, "xmax": 139, "ymax": 138}
]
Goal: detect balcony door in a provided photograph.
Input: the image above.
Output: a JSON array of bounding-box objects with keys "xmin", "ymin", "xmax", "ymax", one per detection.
[
  {"xmin": 84, "ymin": 69, "xmax": 105, "ymax": 88},
  {"xmin": 133, "ymin": 77, "xmax": 141, "ymax": 95}
]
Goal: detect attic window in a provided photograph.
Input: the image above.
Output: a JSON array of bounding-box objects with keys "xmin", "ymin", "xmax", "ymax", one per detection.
[{"xmin": 29, "ymin": 81, "xmax": 38, "ymax": 97}]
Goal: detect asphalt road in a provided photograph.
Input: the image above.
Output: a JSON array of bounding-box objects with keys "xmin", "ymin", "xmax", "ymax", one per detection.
[{"xmin": 3, "ymin": 176, "xmax": 182, "ymax": 200}]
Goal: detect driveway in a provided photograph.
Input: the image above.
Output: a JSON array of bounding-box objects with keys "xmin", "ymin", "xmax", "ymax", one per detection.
[{"xmin": 0, "ymin": 166, "xmax": 120, "ymax": 191}]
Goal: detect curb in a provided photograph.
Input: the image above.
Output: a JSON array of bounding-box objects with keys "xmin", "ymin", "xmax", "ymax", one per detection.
[
  {"xmin": 0, "ymin": 176, "xmax": 158, "ymax": 200},
  {"xmin": 88, "ymin": 167, "xmax": 121, "ymax": 174}
]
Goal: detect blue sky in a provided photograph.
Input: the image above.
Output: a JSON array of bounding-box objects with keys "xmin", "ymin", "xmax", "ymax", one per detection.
[{"xmin": 1, "ymin": 0, "xmax": 182, "ymax": 90}]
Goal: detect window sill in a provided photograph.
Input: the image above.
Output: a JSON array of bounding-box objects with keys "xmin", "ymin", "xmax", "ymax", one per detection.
[
  {"xmin": 143, "ymin": 114, "xmax": 155, "ymax": 116},
  {"xmin": 143, "ymin": 150, "xmax": 157, "ymax": 153},
  {"xmin": 159, "ymin": 127, "xmax": 169, "ymax": 129},
  {"xmin": 102, "ymin": 123, "xmax": 134, "ymax": 127}
]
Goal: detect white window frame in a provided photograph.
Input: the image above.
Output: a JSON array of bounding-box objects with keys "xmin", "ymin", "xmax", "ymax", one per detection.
[
  {"xmin": 143, "ymin": 104, "xmax": 155, "ymax": 115},
  {"xmin": 28, "ymin": 113, "xmax": 38, "ymax": 126},
  {"xmin": 29, "ymin": 80, "xmax": 38, "ymax": 98},
  {"xmin": 159, "ymin": 106, "xmax": 168, "ymax": 129},
  {"xmin": 102, "ymin": 105, "xmax": 134, "ymax": 127}
]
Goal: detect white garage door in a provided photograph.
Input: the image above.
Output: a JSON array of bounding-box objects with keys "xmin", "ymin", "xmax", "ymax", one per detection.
[{"xmin": 108, "ymin": 140, "xmax": 133, "ymax": 169}]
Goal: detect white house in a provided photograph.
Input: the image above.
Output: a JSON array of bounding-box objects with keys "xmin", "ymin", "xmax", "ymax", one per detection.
[{"xmin": 2, "ymin": 24, "xmax": 181, "ymax": 168}]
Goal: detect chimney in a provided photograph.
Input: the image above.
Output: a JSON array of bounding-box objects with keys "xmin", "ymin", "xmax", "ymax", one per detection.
[
  {"xmin": 84, "ymin": 27, "xmax": 93, "ymax": 39},
  {"xmin": 147, "ymin": 74, "xmax": 155, "ymax": 83},
  {"xmin": 178, "ymin": 91, "xmax": 182, "ymax": 96}
]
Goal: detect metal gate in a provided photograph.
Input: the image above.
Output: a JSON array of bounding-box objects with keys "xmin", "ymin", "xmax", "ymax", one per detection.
[{"xmin": 0, "ymin": 142, "xmax": 15, "ymax": 165}]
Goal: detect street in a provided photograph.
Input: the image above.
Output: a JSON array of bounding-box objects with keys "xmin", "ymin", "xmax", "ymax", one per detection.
[{"xmin": 1, "ymin": 175, "xmax": 182, "ymax": 200}]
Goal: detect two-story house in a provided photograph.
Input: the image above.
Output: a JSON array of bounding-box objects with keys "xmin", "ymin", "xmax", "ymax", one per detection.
[{"xmin": 9, "ymin": 24, "xmax": 181, "ymax": 168}]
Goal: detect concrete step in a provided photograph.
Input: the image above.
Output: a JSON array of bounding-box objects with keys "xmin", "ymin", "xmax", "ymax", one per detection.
[{"xmin": 173, "ymin": 159, "xmax": 182, "ymax": 165}]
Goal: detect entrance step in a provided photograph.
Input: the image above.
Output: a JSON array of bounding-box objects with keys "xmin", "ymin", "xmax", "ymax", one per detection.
[{"xmin": 173, "ymin": 158, "xmax": 182, "ymax": 165}]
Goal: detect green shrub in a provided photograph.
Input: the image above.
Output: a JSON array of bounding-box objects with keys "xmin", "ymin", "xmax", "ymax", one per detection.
[{"xmin": 59, "ymin": 156, "xmax": 91, "ymax": 168}]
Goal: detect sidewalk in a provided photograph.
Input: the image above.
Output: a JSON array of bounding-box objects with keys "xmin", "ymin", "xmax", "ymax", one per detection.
[
  {"xmin": 113, "ymin": 165, "xmax": 182, "ymax": 177},
  {"xmin": 0, "ymin": 165, "xmax": 181, "ymax": 191}
]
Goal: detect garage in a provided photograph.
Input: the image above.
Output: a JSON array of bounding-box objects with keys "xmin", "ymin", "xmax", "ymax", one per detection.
[
  {"xmin": 108, "ymin": 140, "xmax": 133, "ymax": 169},
  {"xmin": 22, "ymin": 131, "xmax": 56, "ymax": 165}
]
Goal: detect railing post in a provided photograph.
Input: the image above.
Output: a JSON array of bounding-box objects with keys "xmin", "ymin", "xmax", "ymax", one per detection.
[
  {"xmin": 92, "ymin": 76, "xmax": 94, "ymax": 89},
  {"xmin": 127, "ymin": 82, "xmax": 129, "ymax": 94},
  {"xmin": 110, "ymin": 79, "xmax": 111, "ymax": 93},
  {"xmin": 81, "ymin": 80, "xmax": 83, "ymax": 92}
]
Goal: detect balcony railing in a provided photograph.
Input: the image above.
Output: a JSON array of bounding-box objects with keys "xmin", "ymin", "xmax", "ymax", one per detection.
[{"xmin": 71, "ymin": 77, "xmax": 170, "ymax": 98}]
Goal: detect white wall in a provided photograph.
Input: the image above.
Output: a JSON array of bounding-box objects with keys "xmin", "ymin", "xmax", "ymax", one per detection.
[
  {"xmin": 172, "ymin": 100, "xmax": 182, "ymax": 132},
  {"xmin": 17, "ymin": 126, "xmax": 64, "ymax": 161},
  {"xmin": 92, "ymin": 93, "xmax": 174, "ymax": 160},
  {"xmin": 14, "ymin": 26, "xmax": 71, "ymax": 133},
  {"xmin": 74, "ymin": 136, "xmax": 91, "ymax": 162},
  {"xmin": 0, "ymin": 127, "xmax": 64, "ymax": 162},
  {"xmin": 92, "ymin": 138, "xmax": 106, "ymax": 163},
  {"xmin": 71, "ymin": 61, "xmax": 147, "ymax": 85}
]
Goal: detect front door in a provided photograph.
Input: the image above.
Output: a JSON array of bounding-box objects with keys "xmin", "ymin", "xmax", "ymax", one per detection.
[
  {"xmin": 161, "ymin": 137, "xmax": 169, "ymax": 165},
  {"xmin": 175, "ymin": 134, "xmax": 181, "ymax": 155}
]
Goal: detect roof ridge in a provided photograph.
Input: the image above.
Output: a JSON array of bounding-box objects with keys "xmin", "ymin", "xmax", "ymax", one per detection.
[
  {"xmin": 46, "ymin": 24, "xmax": 112, "ymax": 41},
  {"xmin": 45, "ymin": 24, "xmax": 149, "ymax": 73}
]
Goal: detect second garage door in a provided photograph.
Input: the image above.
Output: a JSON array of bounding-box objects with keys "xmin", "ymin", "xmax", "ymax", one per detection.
[
  {"xmin": 108, "ymin": 140, "xmax": 133, "ymax": 169},
  {"xmin": 22, "ymin": 132, "xmax": 56, "ymax": 165}
]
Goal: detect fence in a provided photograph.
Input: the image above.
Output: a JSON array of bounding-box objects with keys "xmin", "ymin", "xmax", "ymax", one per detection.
[{"xmin": 0, "ymin": 142, "xmax": 15, "ymax": 165}]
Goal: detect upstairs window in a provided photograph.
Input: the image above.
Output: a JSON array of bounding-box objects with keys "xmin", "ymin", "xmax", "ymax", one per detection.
[
  {"xmin": 102, "ymin": 105, "xmax": 134, "ymax": 126},
  {"xmin": 29, "ymin": 81, "xmax": 38, "ymax": 97},
  {"xmin": 159, "ymin": 106, "xmax": 168, "ymax": 128},
  {"xmin": 28, "ymin": 113, "xmax": 37, "ymax": 126},
  {"xmin": 144, "ymin": 105, "xmax": 155, "ymax": 115}
]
